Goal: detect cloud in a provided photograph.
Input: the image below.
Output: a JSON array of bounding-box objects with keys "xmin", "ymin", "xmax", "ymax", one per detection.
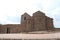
[
  {"xmin": 35, "ymin": 0, "xmax": 60, "ymax": 27},
  {"xmin": 0, "ymin": 0, "xmax": 39, "ymax": 24},
  {"xmin": 51, "ymin": 7, "xmax": 60, "ymax": 28},
  {"xmin": 0, "ymin": 0, "xmax": 60, "ymax": 28},
  {"xmin": 39, "ymin": 0, "xmax": 60, "ymax": 17}
]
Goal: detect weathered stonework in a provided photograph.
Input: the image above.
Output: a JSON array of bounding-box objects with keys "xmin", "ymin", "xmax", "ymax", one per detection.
[
  {"xmin": 0, "ymin": 39, "xmax": 60, "ymax": 40},
  {"xmin": 0, "ymin": 11, "xmax": 54, "ymax": 33}
]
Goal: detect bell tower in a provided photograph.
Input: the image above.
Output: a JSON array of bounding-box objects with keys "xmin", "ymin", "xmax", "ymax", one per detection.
[{"xmin": 21, "ymin": 13, "xmax": 32, "ymax": 32}]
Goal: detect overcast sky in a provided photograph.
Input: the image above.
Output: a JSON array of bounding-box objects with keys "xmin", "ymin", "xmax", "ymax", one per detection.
[{"xmin": 0, "ymin": 0, "xmax": 60, "ymax": 28}]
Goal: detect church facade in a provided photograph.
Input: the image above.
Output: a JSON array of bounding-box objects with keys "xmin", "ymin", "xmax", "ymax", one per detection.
[{"xmin": 0, "ymin": 11, "xmax": 54, "ymax": 33}]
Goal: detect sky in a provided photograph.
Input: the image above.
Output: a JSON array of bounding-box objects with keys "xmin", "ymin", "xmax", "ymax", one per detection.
[{"xmin": 0, "ymin": 0, "xmax": 60, "ymax": 28}]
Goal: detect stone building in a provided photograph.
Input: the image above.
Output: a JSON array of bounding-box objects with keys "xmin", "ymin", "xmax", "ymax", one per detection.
[{"xmin": 0, "ymin": 11, "xmax": 54, "ymax": 33}]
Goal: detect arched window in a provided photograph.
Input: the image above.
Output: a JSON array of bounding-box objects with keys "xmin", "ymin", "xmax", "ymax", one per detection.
[{"xmin": 24, "ymin": 17, "xmax": 26, "ymax": 20}]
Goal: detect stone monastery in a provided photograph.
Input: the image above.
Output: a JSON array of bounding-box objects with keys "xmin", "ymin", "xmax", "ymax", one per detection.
[{"xmin": 0, "ymin": 11, "xmax": 55, "ymax": 33}]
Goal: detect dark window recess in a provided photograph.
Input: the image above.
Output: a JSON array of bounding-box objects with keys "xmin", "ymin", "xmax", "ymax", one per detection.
[
  {"xmin": 24, "ymin": 17, "xmax": 26, "ymax": 20},
  {"xmin": 7, "ymin": 28, "xmax": 10, "ymax": 33},
  {"xmin": 28, "ymin": 21, "xmax": 30, "ymax": 23}
]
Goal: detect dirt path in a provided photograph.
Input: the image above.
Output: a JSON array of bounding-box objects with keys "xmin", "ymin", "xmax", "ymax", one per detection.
[{"xmin": 0, "ymin": 32, "xmax": 60, "ymax": 39}]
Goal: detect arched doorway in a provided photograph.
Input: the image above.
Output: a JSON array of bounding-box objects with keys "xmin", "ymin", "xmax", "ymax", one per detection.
[{"xmin": 7, "ymin": 27, "xmax": 10, "ymax": 33}]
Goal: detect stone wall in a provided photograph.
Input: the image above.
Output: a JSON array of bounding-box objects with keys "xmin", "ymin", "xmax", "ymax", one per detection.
[
  {"xmin": 0, "ymin": 24, "xmax": 21, "ymax": 33},
  {"xmin": 46, "ymin": 17, "xmax": 54, "ymax": 31},
  {"xmin": 0, "ymin": 25, "xmax": 7, "ymax": 33},
  {"xmin": 33, "ymin": 11, "xmax": 46, "ymax": 31},
  {"xmin": 0, "ymin": 39, "xmax": 59, "ymax": 40},
  {"xmin": 21, "ymin": 13, "xmax": 32, "ymax": 32}
]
